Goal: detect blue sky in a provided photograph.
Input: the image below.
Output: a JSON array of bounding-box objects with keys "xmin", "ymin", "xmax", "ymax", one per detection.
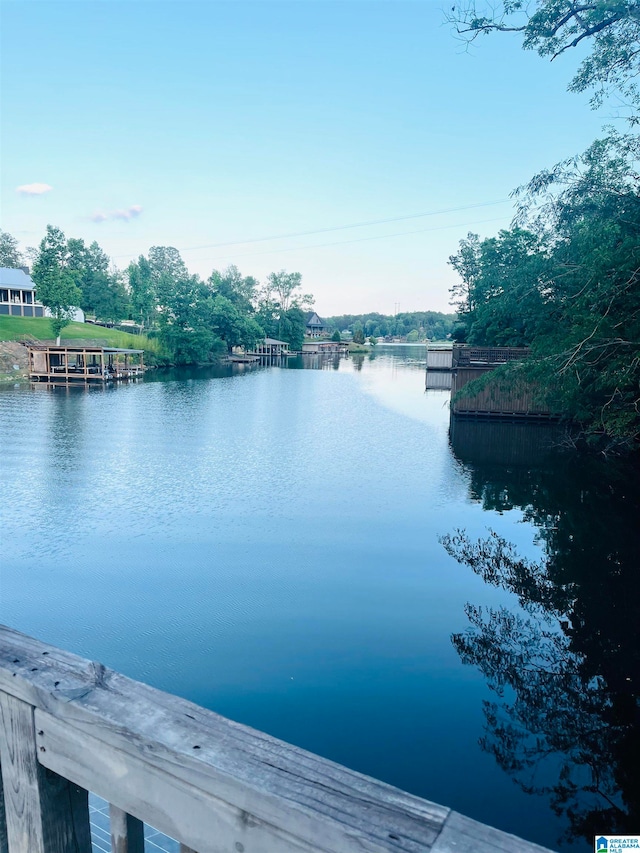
[{"xmin": 1, "ymin": 1, "xmax": 615, "ymax": 314}]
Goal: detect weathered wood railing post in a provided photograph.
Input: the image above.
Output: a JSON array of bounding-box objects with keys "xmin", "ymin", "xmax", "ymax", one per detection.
[
  {"xmin": 0, "ymin": 771, "xmax": 8, "ymax": 853},
  {"xmin": 109, "ymin": 804, "xmax": 145, "ymax": 853},
  {"xmin": 0, "ymin": 693, "xmax": 91, "ymax": 853}
]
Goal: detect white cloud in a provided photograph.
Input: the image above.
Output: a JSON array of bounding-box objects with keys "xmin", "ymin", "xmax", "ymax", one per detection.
[
  {"xmin": 91, "ymin": 205, "xmax": 143, "ymax": 223},
  {"xmin": 16, "ymin": 182, "xmax": 53, "ymax": 195}
]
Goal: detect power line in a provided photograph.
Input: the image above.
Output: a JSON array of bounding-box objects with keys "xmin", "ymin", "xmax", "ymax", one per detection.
[
  {"xmin": 179, "ymin": 199, "xmax": 510, "ymax": 251},
  {"xmin": 112, "ymin": 198, "xmax": 511, "ymax": 259},
  {"xmin": 198, "ymin": 214, "xmax": 508, "ymax": 263}
]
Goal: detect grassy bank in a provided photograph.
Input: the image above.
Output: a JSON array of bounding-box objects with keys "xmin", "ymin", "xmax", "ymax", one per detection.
[{"xmin": 0, "ymin": 316, "xmax": 162, "ymax": 354}]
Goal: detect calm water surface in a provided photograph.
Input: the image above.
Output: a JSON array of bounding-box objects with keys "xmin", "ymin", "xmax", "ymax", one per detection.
[{"xmin": 1, "ymin": 345, "xmax": 638, "ymax": 850}]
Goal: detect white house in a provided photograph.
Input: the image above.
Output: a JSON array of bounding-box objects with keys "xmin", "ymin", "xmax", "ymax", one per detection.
[
  {"xmin": 0, "ymin": 267, "xmax": 45, "ymax": 318},
  {"xmin": 0, "ymin": 266, "xmax": 85, "ymax": 322}
]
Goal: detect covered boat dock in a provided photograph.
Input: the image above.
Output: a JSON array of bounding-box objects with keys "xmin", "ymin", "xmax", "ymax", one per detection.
[
  {"xmin": 249, "ymin": 337, "xmax": 291, "ymax": 356},
  {"xmin": 28, "ymin": 344, "xmax": 145, "ymax": 383}
]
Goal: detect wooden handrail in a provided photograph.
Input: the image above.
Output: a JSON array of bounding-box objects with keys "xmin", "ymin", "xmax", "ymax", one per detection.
[
  {"xmin": 452, "ymin": 345, "xmax": 531, "ymax": 368},
  {"xmin": 0, "ymin": 625, "xmax": 555, "ymax": 853}
]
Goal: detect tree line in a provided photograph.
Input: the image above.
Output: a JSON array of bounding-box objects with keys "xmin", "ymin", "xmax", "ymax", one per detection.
[
  {"xmin": 446, "ymin": 0, "xmax": 640, "ymax": 452},
  {"xmin": 0, "ymin": 226, "xmax": 314, "ymax": 362},
  {"xmin": 326, "ymin": 311, "xmax": 455, "ymax": 341}
]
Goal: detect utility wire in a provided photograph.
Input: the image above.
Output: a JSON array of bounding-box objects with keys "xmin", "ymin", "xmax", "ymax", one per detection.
[
  {"xmin": 200, "ymin": 214, "xmax": 508, "ymax": 263},
  {"xmin": 178, "ymin": 199, "xmax": 510, "ymax": 251},
  {"xmin": 112, "ymin": 198, "xmax": 510, "ymax": 259}
]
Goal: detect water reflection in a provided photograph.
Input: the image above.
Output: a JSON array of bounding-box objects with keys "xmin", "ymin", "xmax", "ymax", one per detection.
[
  {"xmin": 145, "ymin": 363, "xmax": 244, "ymax": 382},
  {"xmin": 446, "ymin": 420, "xmax": 640, "ymax": 847},
  {"xmin": 286, "ymin": 353, "xmax": 343, "ymax": 370}
]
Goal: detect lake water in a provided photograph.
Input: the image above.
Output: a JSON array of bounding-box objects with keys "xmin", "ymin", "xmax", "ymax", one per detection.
[{"xmin": 1, "ymin": 345, "xmax": 638, "ymax": 851}]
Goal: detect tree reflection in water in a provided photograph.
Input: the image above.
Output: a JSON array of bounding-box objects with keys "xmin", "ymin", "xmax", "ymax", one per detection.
[{"xmin": 444, "ymin": 420, "xmax": 640, "ymax": 846}]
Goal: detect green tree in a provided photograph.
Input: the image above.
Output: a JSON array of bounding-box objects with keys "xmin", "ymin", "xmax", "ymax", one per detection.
[
  {"xmin": 448, "ymin": 0, "xmax": 640, "ymax": 109},
  {"xmin": 331, "ymin": 329, "xmax": 342, "ymax": 342},
  {"xmin": 352, "ymin": 324, "xmax": 365, "ymax": 344},
  {"xmin": 159, "ymin": 319, "xmax": 217, "ymax": 365},
  {"xmin": 208, "ymin": 265, "xmax": 258, "ymax": 315},
  {"xmin": 31, "ymin": 225, "xmax": 82, "ymax": 342},
  {"xmin": 205, "ymin": 294, "xmax": 264, "ymax": 353},
  {"xmin": 278, "ymin": 306, "xmax": 306, "ymax": 351},
  {"xmin": 256, "ymin": 270, "xmax": 314, "ymax": 349},
  {"xmin": 448, "ymin": 232, "xmax": 481, "ymax": 334},
  {"xmin": 102, "ymin": 269, "xmax": 130, "ymax": 324},
  {"xmin": 450, "ymin": 227, "xmax": 553, "ymax": 347},
  {"xmin": 157, "ymin": 273, "xmax": 217, "ymax": 364},
  {"xmin": 263, "ymin": 270, "xmax": 313, "ymax": 312},
  {"xmin": 146, "ymin": 246, "xmax": 207, "ymax": 361},
  {"xmin": 66, "ymin": 238, "xmax": 127, "ymax": 322},
  {"xmin": 0, "ymin": 230, "xmax": 23, "ymax": 267},
  {"xmin": 128, "ymin": 256, "xmax": 156, "ymax": 329},
  {"xmin": 450, "ymin": 321, "xmax": 469, "ymax": 343},
  {"xmin": 325, "ymin": 312, "xmax": 456, "ymax": 339},
  {"xmin": 255, "ymin": 296, "xmax": 279, "ymax": 340},
  {"xmin": 148, "ymin": 246, "xmax": 189, "ymax": 307},
  {"xmin": 448, "ymin": 132, "xmax": 640, "ymax": 449},
  {"xmin": 519, "ymin": 133, "xmax": 640, "ymax": 447}
]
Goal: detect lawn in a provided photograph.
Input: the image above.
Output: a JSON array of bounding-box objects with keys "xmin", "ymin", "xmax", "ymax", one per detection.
[{"xmin": 0, "ymin": 316, "xmax": 161, "ymax": 352}]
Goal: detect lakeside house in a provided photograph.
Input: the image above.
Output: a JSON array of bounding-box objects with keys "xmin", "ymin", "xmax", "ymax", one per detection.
[
  {"xmin": 0, "ymin": 266, "xmax": 85, "ymax": 322},
  {"xmin": 305, "ymin": 311, "xmax": 327, "ymax": 338},
  {"xmin": 0, "ymin": 267, "xmax": 45, "ymax": 318}
]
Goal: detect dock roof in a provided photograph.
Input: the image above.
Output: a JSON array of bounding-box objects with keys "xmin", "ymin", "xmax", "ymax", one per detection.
[{"xmin": 28, "ymin": 344, "xmax": 144, "ymax": 354}]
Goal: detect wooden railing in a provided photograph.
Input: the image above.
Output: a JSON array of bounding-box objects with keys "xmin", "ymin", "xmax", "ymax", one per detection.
[
  {"xmin": 0, "ymin": 625, "xmax": 554, "ymax": 853},
  {"xmin": 452, "ymin": 346, "xmax": 530, "ymax": 368}
]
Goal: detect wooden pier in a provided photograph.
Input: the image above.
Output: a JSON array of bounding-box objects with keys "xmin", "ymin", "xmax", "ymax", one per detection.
[
  {"xmin": 301, "ymin": 341, "xmax": 349, "ymax": 355},
  {"xmin": 0, "ymin": 625, "xmax": 555, "ymax": 853},
  {"xmin": 425, "ymin": 345, "xmax": 453, "ymax": 371},
  {"xmin": 28, "ymin": 345, "xmax": 144, "ymax": 384},
  {"xmin": 447, "ymin": 346, "xmax": 553, "ymax": 419}
]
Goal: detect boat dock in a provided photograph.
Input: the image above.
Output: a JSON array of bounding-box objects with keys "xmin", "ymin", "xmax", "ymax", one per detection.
[
  {"xmin": 301, "ymin": 341, "xmax": 350, "ymax": 355},
  {"xmin": 425, "ymin": 345, "xmax": 554, "ymax": 419},
  {"xmin": 0, "ymin": 624, "xmax": 555, "ymax": 853},
  {"xmin": 450, "ymin": 346, "xmax": 552, "ymax": 418},
  {"xmin": 426, "ymin": 344, "xmax": 453, "ymax": 371},
  {"xmin": 28, "ymin": 344, "xmax": 145, "ymax": 384},
  {"xmin": 248, "ymin": 337, "xmax": 293, "ymax": 357}
]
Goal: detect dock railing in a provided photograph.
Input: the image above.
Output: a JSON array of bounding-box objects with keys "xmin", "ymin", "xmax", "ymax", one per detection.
[
  {"xmin": 451, "ymin": 346, "xmax": 530, "ymax": 369},
  {"xmin": 0, "ymin": 625, "xmax": 554, "ymax": 853}
]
